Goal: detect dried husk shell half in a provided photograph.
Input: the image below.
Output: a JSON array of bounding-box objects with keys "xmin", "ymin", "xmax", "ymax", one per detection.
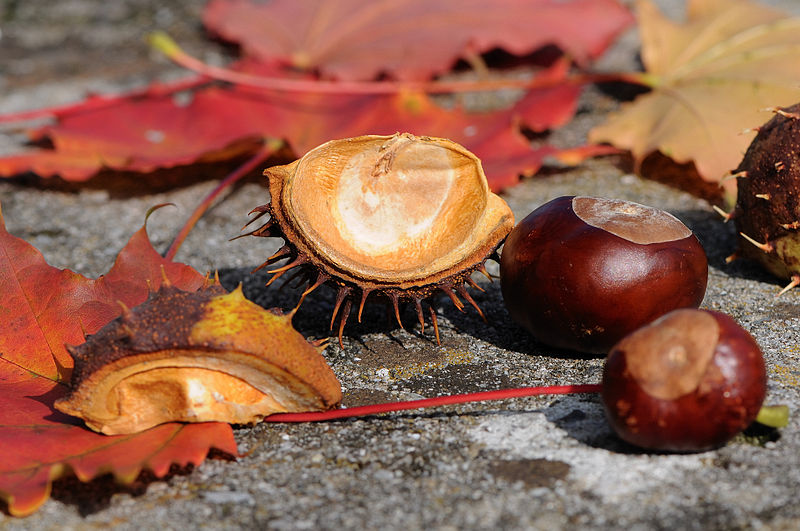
[
  {"xmin": 55, "ymin": 283, "xmax": 341, "ymax": 435},
  {"xmin": 247, "ymin": 133, "xmax": 515, "ymax": 342}
]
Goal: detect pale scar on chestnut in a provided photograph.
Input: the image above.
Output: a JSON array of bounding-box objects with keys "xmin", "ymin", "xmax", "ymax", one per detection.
[
  {"xmin": 616, "ymin": 309, "xmax": 719, "ymax": 400},
  {"xmin": 572, "ymin": 196, "xmax": 692, "ymax": 245}
]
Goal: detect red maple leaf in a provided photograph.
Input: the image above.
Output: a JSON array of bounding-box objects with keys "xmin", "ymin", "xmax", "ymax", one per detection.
[
  {"xmin": 0, "ymin": 0, "xmax": 631, "ymax": 189},
  {"xmin": 0, "ymin": 61, "xmax": 585, "ymax": 191},
  {"xmin": 0, "ymin": 204, "xmax": 237, "ymax": 517},
  {"xmin": 203, "ymin": 0, "xmax": 634, "ymax": 80},
  {"xmin": 0, "ymin": 87, "xmax": 267, "ymax": 182}
]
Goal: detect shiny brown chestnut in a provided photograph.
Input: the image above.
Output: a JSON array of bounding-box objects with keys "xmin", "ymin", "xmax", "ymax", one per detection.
[
  {"xmin": 601, "ymin": 309, "xmax": 767, "ymax": 452},
  {"xmin": 499, "ymin": 196, "xmax": 708, "ymax": 354}
]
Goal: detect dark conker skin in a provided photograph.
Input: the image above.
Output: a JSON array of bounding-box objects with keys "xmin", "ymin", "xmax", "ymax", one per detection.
[
  {"xmin": 602, "ymin": 309, "xmax": 767, "ymax": 452},
  {"xmin": 499, "ymin": 196, "xmax": 708, "ymax": 354}
]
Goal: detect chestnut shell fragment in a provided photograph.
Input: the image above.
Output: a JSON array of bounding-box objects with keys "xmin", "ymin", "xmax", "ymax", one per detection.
[
  {"xmin": 602, "ymin": 309, "xmax": 767, "ymax": 452},
  {"xmin": 55, "ymin": 283, "xmax": 341, "ymax": 435},
  {"xmin": 245, "ymin": 133, "xmax": 515, "ymax": 344},
  {"xmin": 499, "ymin": 196, "xmax": 708, "ymax": 354}
]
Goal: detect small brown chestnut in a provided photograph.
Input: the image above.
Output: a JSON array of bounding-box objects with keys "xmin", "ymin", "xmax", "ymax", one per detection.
[
  {"xmin": 602, "ymin": 308, "xmax": 767, "ymax": 452},
  {"xmin": 499, "ymin": 196, "xmax": 708, "ymax": 354}
]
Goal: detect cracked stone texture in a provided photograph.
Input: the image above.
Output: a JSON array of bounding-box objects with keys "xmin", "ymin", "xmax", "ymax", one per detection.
[{"xmin": 2, "ymin": 0, "xmax": 800, "ymax": 529}]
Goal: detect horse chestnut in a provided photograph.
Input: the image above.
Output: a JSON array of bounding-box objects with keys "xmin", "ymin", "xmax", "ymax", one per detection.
[
  {"xmin": 499, "ymin": 196, "xmax": 708, "ymax": 354},
  {"xmin": 602, "ymin": 309, "xmax": 766, "ymax": 452}
]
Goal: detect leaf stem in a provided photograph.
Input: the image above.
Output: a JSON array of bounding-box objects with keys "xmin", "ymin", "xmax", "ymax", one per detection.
[
  {"xmin": 755, "ymin": 404, "xmax": 790, "ymax": 428},
  {"xmin": 264, "ymin": 383, "xmax": 602, "ymax": 423},
  {"xmin": 148, "ymin": 31, "xmax": 645, "ymax": 95},
  {"xmin": 611, "ymin": 71, "xmax": 661, "ymax": 88},
  {"xmin": 163, "ymin": 141, "xmax": 278, "ymax": 261},
  {"xmin": 0, "ymin": 37, "xmax": 655, "ymax": 126}
]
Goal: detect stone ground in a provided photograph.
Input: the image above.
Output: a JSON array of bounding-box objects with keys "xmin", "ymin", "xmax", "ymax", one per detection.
[{"xmin": 2, "ymin": 0, "xmax": 800, "ymax": 529}]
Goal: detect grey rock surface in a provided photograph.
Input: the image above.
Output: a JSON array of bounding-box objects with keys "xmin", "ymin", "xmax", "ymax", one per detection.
[{"xmin": 1, "ymin": 0, "xmax": 800, "ymax": 529}]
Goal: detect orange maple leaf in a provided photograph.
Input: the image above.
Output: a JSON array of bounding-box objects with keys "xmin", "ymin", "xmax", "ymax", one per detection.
[
  {"xmin": 0, "ymin": 204, "xmax": 237, "ymax": 517},
  {"xmin": 590, "ymin": 0, "xmax": 800, "ymax": 199}
]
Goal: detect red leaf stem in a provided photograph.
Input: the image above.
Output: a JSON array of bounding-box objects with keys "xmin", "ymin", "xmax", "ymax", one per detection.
[
  {"xmin": 149, "ymin": 32, "xmax": 642, "ymax": 96},
  {"xmin": 164, "ymin": 141, "xmax": 277, "ymax": 261},
  {"xmin": 265, "ymin": 383, "xmax": 602, "ymax": 423}
]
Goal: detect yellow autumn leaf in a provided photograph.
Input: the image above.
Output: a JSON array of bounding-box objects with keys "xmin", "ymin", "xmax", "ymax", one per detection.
[{"xmin": 590, "ymin": 0, "xmax": 800, "ymax": 199}]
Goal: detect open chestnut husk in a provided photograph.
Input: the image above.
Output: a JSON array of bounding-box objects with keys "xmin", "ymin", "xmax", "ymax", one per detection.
[
  {"xmin": 246, "ymin": 133, "xmax": 514, "ymax": 345},
  {"xmin": 499, "ymin": 196, "xmax": 708, "ymax": 354},
  {"xmin": 602, "ymin": 308, "xmax": 767, "ymax": 452}
]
